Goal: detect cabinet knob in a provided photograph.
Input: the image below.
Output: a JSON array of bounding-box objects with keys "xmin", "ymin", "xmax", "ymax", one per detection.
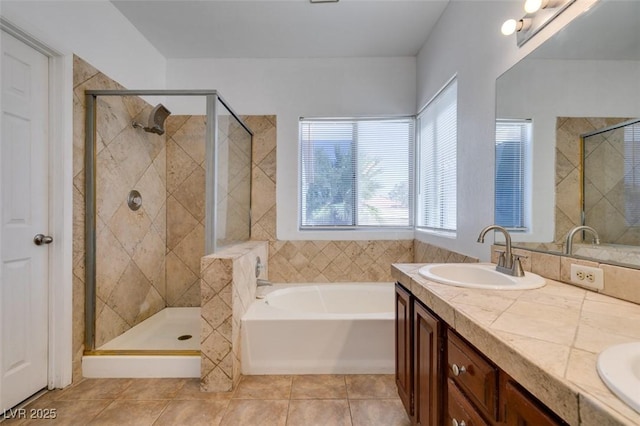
[
  {"xmin": 452, "ymin": 363, "xmax": 467, "ymax": 376},
  {"xmin": 452, "ymin": 419, "xmax": 467, "ymax": 426}
]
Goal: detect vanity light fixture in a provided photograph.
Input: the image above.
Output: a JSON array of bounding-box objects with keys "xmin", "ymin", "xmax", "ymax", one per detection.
[
  {"xmin": 309, "ymin": 0, "xmax": 339, "ymax": 3},
  {"xmin": 502, "ymin": 0, "xmax": 575, "ymax": 46},
  {"xmin": 524, "ymin": 0, "xmax": 554, "ymax": 14},
  {"xmin": 501, "ymin": 18, "xmax": 531, "ymax": 36}
]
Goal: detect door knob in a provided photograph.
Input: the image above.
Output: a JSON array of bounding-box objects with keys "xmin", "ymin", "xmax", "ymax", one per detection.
[{"xmin": 34, "ymin": 234, "xmax": 53, "ymax": 245}]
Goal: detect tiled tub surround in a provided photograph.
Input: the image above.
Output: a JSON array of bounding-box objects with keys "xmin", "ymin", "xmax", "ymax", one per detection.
[
  {"xmin": 200, "ymin": 241, "xmax": 268, "ymax": 392},
  {"xmin": 392, "ymin": 263, "xmax": 640, "ymax": 425}
]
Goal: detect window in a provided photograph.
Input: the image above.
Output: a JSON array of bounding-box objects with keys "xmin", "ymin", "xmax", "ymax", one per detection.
[
  {"xmin": 495, "ymin": 119, "xmax": 531, "ymax": 230},
  {"xmin": 299, "ymin": 118, "xmax": 414, "ymax": 229},
  {"xmin": 416, "ymin": 78, "xmax": 457, "ymax": 232}
]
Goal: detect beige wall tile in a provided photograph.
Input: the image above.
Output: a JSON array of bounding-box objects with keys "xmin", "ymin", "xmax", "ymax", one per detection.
[
  {"xmin": 598, "ymin": 263, "xmax": 640, "ymax": 305},
  {"xmin": 531, "ymin": 251, "xmax": 561, "ymax": 281}
]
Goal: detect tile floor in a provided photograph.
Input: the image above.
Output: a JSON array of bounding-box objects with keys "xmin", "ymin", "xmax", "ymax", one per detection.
[{"xmin": 2, "ymin": 375, "xmax": 410, "ymax": 426}]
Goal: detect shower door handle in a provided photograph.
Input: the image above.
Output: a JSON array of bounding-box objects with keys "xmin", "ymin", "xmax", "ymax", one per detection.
[{"xmin": 34, "ymin": 234, "xmax": 53, "ymax": 246}]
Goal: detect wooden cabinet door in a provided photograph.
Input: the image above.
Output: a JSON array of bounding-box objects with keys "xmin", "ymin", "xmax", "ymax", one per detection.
[
  {"xmin": 413, "ymin": 300, "xmax": 442, "ymax": 426},
  {"xmin": 395, "ymin": 283, "xmax": 413, "ymax": 417},
  {"xmin": 504, "ymin": 380, "xmax": 566, "ymax": 426}
]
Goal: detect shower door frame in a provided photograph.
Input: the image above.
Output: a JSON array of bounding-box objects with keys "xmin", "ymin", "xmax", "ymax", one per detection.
[{"xmin": 84, "ymin": 89, "xmax": 253, "ymax": 354}]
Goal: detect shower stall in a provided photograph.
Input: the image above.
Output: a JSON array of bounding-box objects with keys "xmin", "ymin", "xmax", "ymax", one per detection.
[
  {"xmin": 82, "ymin": 90, "xmax": 252, "ymax": 377},
  {"xmin": 582, "ymin": 118, "xmax": 640, "ymax": 246}
]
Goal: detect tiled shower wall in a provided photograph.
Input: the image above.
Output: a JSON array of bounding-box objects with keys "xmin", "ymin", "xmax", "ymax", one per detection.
[
  {"xmin": 519, "ymin": 117, "xmax": 631, "ymax": 254},
  {"xmin": 73, "ymin": 55, "xmax": 172, "ymax": 377},
  {"xmin": 72, "ymin": 57, "xmax": 206, "ymax": 378},
  {"xmin": 164, "ymin": 116, "xmax": 206, "ymax": 307}
]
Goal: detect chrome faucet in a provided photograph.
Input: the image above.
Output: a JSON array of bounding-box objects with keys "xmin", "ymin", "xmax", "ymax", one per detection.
[
  {"xmin": 477, "ymin": 225, "xmax": 525, "ymax": 277},
  {"xmin": 565, "ymin": 225, "xmax": 600, "ymax": 255},
  {"xmin": 256, "ymin": 278, "xmax": 272, "ymax": 287}
]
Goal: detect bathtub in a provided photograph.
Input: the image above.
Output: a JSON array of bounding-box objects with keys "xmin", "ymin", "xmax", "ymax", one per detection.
[{"xmin": 241, "ymin": 282, "xmax": 395, "ymax": 375}]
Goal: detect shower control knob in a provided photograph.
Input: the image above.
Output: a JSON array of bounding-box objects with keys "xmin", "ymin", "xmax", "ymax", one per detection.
[{"xmin": 33, "ymin": 234, "xmax": 53, "ymax": 245}]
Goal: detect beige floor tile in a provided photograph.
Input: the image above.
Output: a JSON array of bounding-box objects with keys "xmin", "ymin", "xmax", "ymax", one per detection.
[
  {"xmin": 54, "ymin": 378, "xmax": 133, "ymax": 400},
  {"xmin": 220, "ymin": 399, "xmax": 288, "ymax": 426},
  {"xmin": 88, "ymin": 400, "xmax": 168, "ymax": 426},
  {"xmin": 345, "ymin": 375, "xmax": 398, "ymax": 399},
  {"xmin": 117, "ymin": 378, "xmax": 186, "ymax": 400},
  {"xmin": 291, "ymin": 375, "xmax": 347, "ymax": 399},
  {"xmin": 286, "ymin": 399, "xmax": 352, "ymax": 426},
  {"xmin": 153, "ymin": 400, "xmax": 229, "ymax": 426},
  {"xmin": 349, "ymin": 399, "xmax": 410, "ymax": 426},
  {"xmin": 233, "ymin": 375, "xmax": 292, "ymax": 400},
  {"xmin": 174, "ymin": 378, "xmax": 235, "ymax": 400}
]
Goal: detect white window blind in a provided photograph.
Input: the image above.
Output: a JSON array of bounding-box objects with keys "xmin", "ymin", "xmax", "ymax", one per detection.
[
  {"xmin": 299, "ymin": 118, "xmax": 414, "ymax": 229},
  {"xmin": 495, "ymin": 119, "xmax": 531, "ymax": 230},
  {"xmin": 417, "ymin": 79, "xmax": 457, "ymax": 232}
]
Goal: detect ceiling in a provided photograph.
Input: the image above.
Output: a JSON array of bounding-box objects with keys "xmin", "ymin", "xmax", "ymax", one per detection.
[{"xmin": 111, "ymin": 0, "xmax": 449, "ymax": 59}]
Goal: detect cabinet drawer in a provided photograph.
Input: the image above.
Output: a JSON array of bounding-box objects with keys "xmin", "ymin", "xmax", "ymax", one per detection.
[
  {"xmin": 447, "ymin": 379, "xmax": 491, "ymax": 426},
  {"xmin": 504, "ymin": 379, "xmax": 567, "ymax": 426},
  {"xmin": 447, "ymin": 330, "xmax": 498, "ymax": 420}
]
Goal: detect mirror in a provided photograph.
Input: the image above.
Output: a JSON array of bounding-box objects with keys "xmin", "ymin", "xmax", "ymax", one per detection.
[{"xmin": 495, "ymin": 0, "xmax": 640, "ymax": 268}]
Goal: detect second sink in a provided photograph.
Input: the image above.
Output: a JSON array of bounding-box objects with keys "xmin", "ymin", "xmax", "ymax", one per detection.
[
  {"xmin": 597, "ymin": 341, "xmax": 640, "ymax": 414},
  {"xmin": 418, "ymin": 263, "xmax": 546, "ymax": 290}
]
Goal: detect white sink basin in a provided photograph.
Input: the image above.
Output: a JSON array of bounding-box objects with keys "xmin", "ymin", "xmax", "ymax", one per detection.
[
  {"xmin": 597, "ymin": 342, "xmax": 640, "ymax": 414},
  {"xmin": 418, "ymin": 263, "xmax": 546, "ymax": 290}
]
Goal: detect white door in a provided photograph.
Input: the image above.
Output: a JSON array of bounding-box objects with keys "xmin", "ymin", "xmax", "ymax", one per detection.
[{"xmin": 0, "ymin": 30, "xmax": 50, "ymax": 412}]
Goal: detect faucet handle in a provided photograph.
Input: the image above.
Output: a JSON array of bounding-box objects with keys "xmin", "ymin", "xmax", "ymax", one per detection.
[
  {"xmin": 493, "ymin": 249, "xmax": 506, "ymax": 267},
  {"xmin": 511, "ymin": 255, "xmax": 526, "ymax": 277}
]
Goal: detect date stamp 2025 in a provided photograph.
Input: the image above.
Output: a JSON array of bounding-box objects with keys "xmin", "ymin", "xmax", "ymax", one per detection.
[{"xmin": 2, "ymin": 408, "xmax": 57, "ymax": 420}]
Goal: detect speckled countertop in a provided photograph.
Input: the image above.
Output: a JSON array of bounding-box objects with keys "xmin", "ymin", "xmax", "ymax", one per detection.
[{"xmin": 391, "ymin": 263, "xmax": 640, "ymax": 426}]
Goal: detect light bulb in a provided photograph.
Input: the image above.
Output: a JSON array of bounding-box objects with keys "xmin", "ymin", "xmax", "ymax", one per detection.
[
  {"xmin": 524, "ymin": 0, "xmax": 543, "ymax": 13},
  {"xmin": 501, "ymin": 19, "xmax": 518, "ymax": 36}
]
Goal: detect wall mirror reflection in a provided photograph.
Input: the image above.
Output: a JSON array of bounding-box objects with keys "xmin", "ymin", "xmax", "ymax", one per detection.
[{"xmin": 495, "ymin": 0, "xmax": 640, "ymax": 268}]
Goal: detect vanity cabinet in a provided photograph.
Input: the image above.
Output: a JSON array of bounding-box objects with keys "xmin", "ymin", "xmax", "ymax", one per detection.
[
  {"xmin": 394, "ymin": 283, "xmax": 443, "ymax": 426},
  {"xmin": 501, "ymin": 375, "xmax": 565, "ymax": 426},
  {"xmin": 447, "ymin": 330, "xmax": 498, "ymax": 423},
  {"xmin": 395, "ymin": 283, "xmax": 413, "ymax": 415},
  {"xmin": 395, "ymin": 282, "xmax": 567, "ymax": 426},
  {"xmin": 413, "ymin": 299, "xmax": 442, "ymax": 426}
]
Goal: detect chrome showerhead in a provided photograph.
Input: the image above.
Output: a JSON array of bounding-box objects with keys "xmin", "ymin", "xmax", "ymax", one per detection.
[{"xmin": 132, "ymin": 103, "xmax": 171, "ymax": 135}]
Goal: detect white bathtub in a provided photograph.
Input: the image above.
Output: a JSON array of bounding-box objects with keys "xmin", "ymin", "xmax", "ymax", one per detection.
[{"xmin": 241, "ymin": 282, "xmax": 395, "ymax": 375}]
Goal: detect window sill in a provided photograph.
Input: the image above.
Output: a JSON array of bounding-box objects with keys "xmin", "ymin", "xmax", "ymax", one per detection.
[{"xmin": 415, "ymin": 227, "xmax": 457, "ymax": 239}]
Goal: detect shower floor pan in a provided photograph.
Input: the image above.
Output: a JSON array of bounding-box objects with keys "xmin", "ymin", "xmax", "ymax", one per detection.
[{"xmin": 82, "ymin": 307, "xmax": 201, "ymax": 378}]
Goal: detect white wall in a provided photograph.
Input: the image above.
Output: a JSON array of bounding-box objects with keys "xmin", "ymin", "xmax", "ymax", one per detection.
[
  {"xmin": 414, "ymin": 0, "xmax": 598, "ymax": 261},
  {"xmin": 1, "ymin": 0, "xmax": 166, "ymax": 90},
  {"xmin": 167, "ymin": 57, "xmax": 417, "ymax": 241},
  {"xmin": 497, "ymin": 58, "xmax": 640, "ymax": 243}
]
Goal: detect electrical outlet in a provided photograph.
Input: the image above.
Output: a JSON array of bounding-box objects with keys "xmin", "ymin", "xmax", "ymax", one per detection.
[{"xmin": 570, "ymin": 264, "xmax": 604, "ymax": 290}]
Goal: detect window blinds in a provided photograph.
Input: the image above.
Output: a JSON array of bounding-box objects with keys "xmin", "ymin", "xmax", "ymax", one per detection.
[
  {"xmin": 495, "ymin": 119, "xmax": 530, "ymax": 230},
  {"xmin": 299, "ymin": 118, "xmax": 414, "ymax": 228},
  {"xmin": 417, "ymin": 79, "xmax": 458, "ymax": 232}
]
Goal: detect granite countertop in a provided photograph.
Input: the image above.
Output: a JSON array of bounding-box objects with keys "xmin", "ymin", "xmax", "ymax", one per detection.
[{"xmin": 391, "ymin": 263, "xmax": 640, "ymax": 426}]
